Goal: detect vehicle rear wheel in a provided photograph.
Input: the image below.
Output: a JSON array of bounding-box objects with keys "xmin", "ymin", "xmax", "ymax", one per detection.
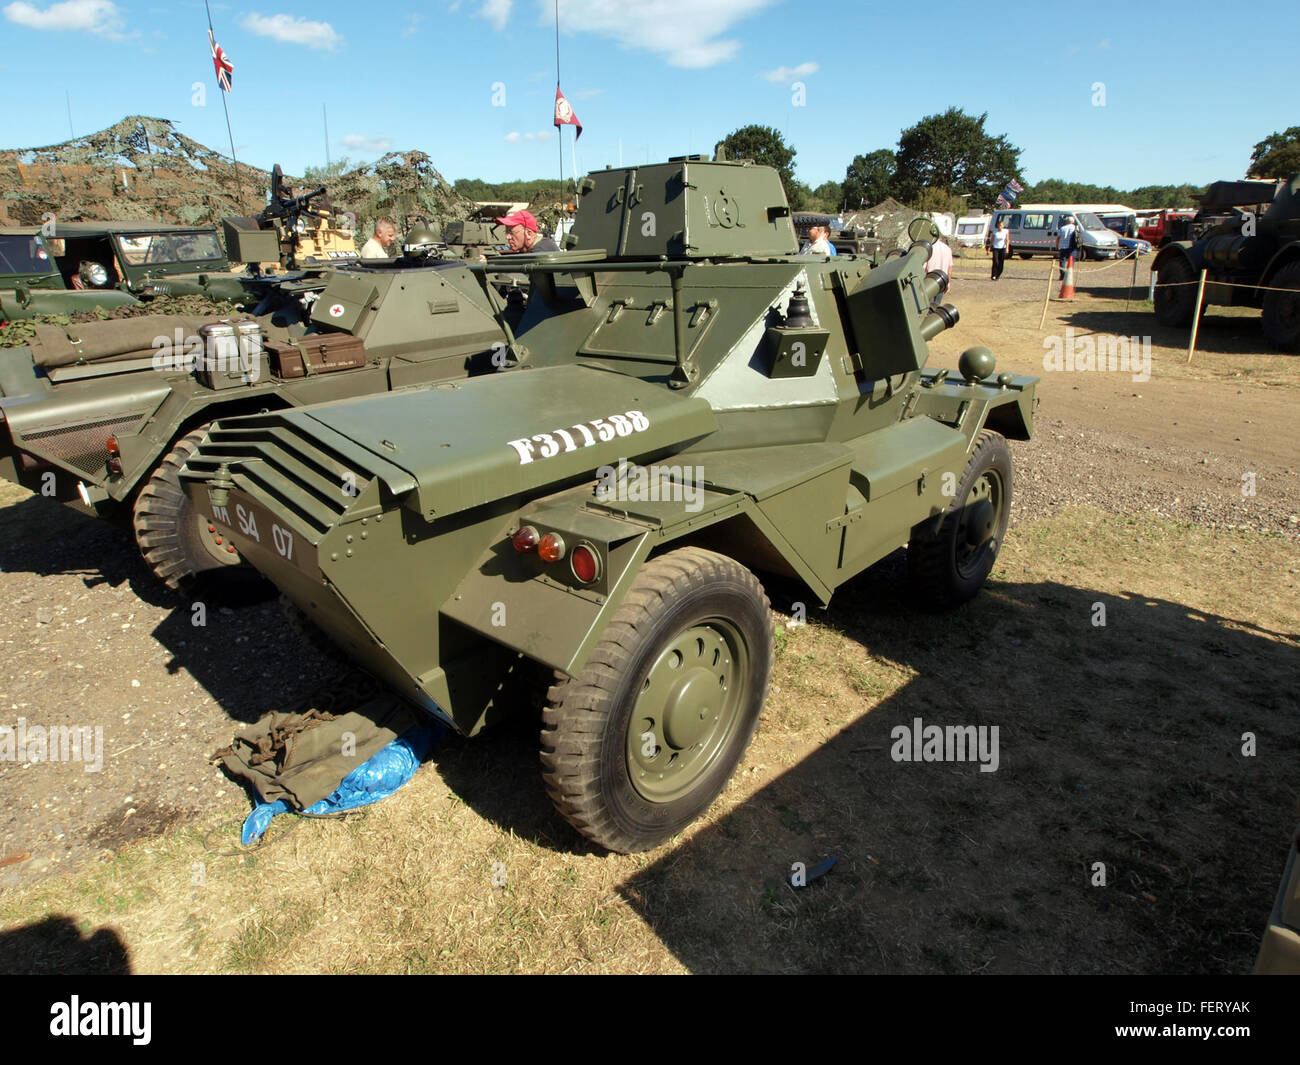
[
  {"xmin": 1153, "ymin": 254, "xmax": 1200, "ymax": 327},
  {"xmin": 908, "ymin": 430, "xmax": 1012, "ymax": 610},
  {"xmin": 1261, "ymin": 261, "xmax": 1300, "ymax": 353},
  {"xmin": 539, "ymin": 547, "xmax": 772, "ymax": 853},
  {"xmin": 132, "ymin": 424, "xmax": 256, "ymax": 593},
  {"xmin": 1018, "ymin": 252, "xmax": 1033, "ymax": 260}
]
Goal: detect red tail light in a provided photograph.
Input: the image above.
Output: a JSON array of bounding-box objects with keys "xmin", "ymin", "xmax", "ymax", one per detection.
[
  {"xmin": 106, "ymin": 435, "xmax": 120, "ymax": 455},
  {"xmin": 571, "ymin": 544, "xmax": 600, "ymax": 584},
  {"xmin": 512, "ymin": 525, "xmax": 539, "ymax": 553}
]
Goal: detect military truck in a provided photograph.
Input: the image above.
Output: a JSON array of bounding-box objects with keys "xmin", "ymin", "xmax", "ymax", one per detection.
[
  {"xmin": 0, "ymin": 256, "xmax": 516, "ymax": 591},
  {"xmin": 1153, "ymin": 175, "xmax": 1300, "ymax": 351},
  {"xmin": 177, "ymin": 157, "xmax": 1038, "ymax": 853}
]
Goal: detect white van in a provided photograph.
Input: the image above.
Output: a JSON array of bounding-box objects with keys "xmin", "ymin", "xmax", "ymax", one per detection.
[
  {"xmin": 954, "ymin": 215, "xmax": 990, "ymax": 248},
  {"xmin": 990, "ymin": 205, "xmax": 1121, "ymax": 260}
]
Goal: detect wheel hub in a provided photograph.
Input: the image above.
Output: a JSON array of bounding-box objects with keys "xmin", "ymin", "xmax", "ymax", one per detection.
[
  {"xmin": 955, "ymin": 473, "xmax": 1002, "ymax": 577},
  {"xmin": 627, "ymin": 621, "xmax": 746, "ymax": 803}
]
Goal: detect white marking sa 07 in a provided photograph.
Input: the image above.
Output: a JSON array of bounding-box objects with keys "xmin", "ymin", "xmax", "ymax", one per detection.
[
  {"xmin": 227, "ymin": 500, "xmax": 295, "ymax": 561},
  {"xmin": 507, "ymin": 409, "xmax": 650, "ymax": 465}
]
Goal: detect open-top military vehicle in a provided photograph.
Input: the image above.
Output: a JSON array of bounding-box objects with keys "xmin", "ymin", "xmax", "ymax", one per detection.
[
  {"xmin": 1153, "ymin": 174, "xmax": 1300, "ymax": 352},
  {"xmin": 178, "ymin": 157, "xmax": 1038, "ymax": 853},
  {"xmin": 0, "ymin": 225, "xmax": 141, "ymax": 320},
  {"xmin": 0, "ymin": 254, "xmax": 515, "ymax": 591}
]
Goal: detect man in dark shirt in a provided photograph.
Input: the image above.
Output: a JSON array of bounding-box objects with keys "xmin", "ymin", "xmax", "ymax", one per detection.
[{"xmin": 498, "ymin": 210, "xmax": 560, "ymax": 253}]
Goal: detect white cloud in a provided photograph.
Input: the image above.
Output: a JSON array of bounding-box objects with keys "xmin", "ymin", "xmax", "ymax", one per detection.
[
  {"xmin": 530, "ymin": 0, "xmax": 774, "ymax": 68},
  {"xmin": 760, "ymin": 61, "xmax": 818, "ymax": 82},
  {"xmin": 504, "ymin": 130, "xmax": 556, "ymax": 142},
  {"xmin": 341, "ymin": 134, "xmax": 392, "ymax": 152},
  {"xmin": 240, "ymin": 13, "xmax": 342, "ymax": 51},
  {"xmin": 480, "ymin": 0, "xmax": 511, "ymax": 31},
  {"xmin": 402, "ymin": 13, "xmax": 423, "ymax": 36},
  {"xmin": 572, "ymin": 87, "xmax": 604, "ymax": 100},
  {"xmin": 3, "ymin": 0, "xmax": 126, "ymax": 37},
  {"xmin": 1099, "ymin": 37, "xmax": 1110, "ymax": 48}
]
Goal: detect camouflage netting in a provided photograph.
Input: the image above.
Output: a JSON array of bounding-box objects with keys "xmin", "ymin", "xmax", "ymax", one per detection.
[
  {"xmin": 324, "ymin": 150, "xmax": 478, "ymax": 239},
  {"xmin": 0, "ymin": 116, "xmax": 269, "ymax": 226},
  {"xmin": 0, "ymin": 116, "xmax": 478, "ymax": 240},
  {"xmin": 0, "ymin": 294, "xmax": 237, "ymax": 348},
  {"xmin": 842, "ymin": 197, "xmax": 920, "ymax": 252}
]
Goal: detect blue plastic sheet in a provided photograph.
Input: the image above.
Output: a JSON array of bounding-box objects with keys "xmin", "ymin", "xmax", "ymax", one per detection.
[{"xmin": 240, "ymin": 723, "xmax": 445, "ymax": 845}]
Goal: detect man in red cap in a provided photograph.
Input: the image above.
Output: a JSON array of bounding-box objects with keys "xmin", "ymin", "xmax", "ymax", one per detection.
[{"xmin": 498, "ymin": 209, "xmax": 559, "ymax": 254}]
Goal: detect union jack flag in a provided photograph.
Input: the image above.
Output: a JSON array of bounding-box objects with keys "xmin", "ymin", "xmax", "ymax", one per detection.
[
  {"xmin": 209, "ymin": 29, "xmax": 233, "ymax": 92},
  {"xmin": 995, "ymin": 194, "xmax": 1010, "ymax": 209},
  {"xmin": 1008, "ymin": 178, "xmax": 1024, "ymax": 193}
]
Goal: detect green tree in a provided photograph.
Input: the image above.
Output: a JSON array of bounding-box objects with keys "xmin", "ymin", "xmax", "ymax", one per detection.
[
  {"xmin": 893, "ymin": 108, "xmax": 1021, "ymax": 207},
  {"xmin": 842, "ymin": 149, "xmax": 896, "ymax": 208},
  {"xmin": 719, "ymin": 124, "xmax": 798, "ymax": 203},
  {"xmin": 1248, "ymin": 127, "xmax": 1300, "ymax": 179},
  {"xmin": 302, "ymin": 156, "xmax": 354, "ymax": 183},
  {"xmin": 810, "ymin": 181, "xmax": 843, "ymax": 212}
]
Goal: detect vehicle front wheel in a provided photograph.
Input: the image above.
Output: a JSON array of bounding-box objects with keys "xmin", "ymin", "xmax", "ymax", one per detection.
[
  {"xmin": 132, "ymin": 424, "xmax": 257, "ymax": 594},
  {"xmin": 908, "ymin": 430, "xmax": 1012, "ymax": 610},
  {"xmin": 1261, "ymin": 261, "xmax": 1300, "ymax": 353},
  {"xmin": 1153, "ymin": 254, "xmax": 1200, "ymax": 327},
  {"xmin": 1018, "ymin": 252, "xmax": 1033, "ymax": 260},
  {"xmin": 540, "ymin": 547, "xmax": 772, "ymax": 853}
]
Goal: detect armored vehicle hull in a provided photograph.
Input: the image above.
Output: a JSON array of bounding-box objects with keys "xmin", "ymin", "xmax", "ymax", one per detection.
[{"xmin": 180, "ymin": 158, "xmax": 1038, "ymax": 851}]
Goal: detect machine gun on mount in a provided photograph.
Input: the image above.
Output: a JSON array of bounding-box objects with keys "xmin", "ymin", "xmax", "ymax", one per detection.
[{"xmin": 223, "ymin": 165, "xmax": 360, "ymax": 276}]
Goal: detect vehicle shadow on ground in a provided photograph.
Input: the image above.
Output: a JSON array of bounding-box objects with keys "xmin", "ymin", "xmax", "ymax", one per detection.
[
  {"xmin": 0, "ymin": 491, "xmax": 274, "ymax": 610},
  {"xmin": 0, "ymin": 914, "xmax": 132, "ymax": 974},
  {"xmin": 608, "ymin": 558, "xmax": 1299, "ymax": 974},
  {"xmin": 1058, "ymin": 308, "xmax": 1274, "ymax": 357}
]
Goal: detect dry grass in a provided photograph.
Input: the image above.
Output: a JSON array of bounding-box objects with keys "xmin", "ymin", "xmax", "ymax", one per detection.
[{"xmin": 1, "ymin": 506, "xmax": 1295, "ymax": 974}]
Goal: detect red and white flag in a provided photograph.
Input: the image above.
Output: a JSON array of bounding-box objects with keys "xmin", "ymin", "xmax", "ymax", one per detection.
[
  {"xmin": 209, "ymin": 29, "xmax": 233, "ymax": 92},
  {"xmin": 554, "ymin": 85, "xmax": 582, "ymax": 140}
]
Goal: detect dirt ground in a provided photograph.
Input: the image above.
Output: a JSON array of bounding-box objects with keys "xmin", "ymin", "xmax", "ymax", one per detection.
[{"xmin": 0, "ymin": 253, "xmax": 1297, "ymax": 974}]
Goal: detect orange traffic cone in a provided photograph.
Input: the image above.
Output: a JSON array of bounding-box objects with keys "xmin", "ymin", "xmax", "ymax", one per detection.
[{"xmin": 1058, "ymin": 253, "xmax": 1076, "ymax": 300}]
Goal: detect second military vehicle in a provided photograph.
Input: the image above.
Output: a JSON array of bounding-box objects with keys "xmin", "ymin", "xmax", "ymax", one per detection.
[
  {"xmin": 178, "ymin": 157, "xmax": 1038, "ymax": 853},
  {"xmin": 1153, "ymin": 174, "xmax": 1300, "ymax": 352},
  {"xmin": 0, "ymin": 256, "xmax": 516, "ymax": 591}
]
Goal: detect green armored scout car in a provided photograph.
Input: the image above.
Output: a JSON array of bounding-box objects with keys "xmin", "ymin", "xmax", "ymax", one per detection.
[
  {"xmin": 179, "ymin": 157, "xmax": 1038, "ymax": 852},
  {"xmin": 0, "ymin": 257, "xmax": 515, "ymax": 591}
]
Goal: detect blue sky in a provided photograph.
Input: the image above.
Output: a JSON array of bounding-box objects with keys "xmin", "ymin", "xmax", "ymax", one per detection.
[{"xmin": 0, "ymin": 0, "xmax": 1294, "ymax": 191}]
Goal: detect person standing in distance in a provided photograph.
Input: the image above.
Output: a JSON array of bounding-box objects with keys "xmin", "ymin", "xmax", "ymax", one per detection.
[
  {"xmin": 988, "ymin": 217, "xmax": 1010, "ymax": 280},
  {"xmin": 1055, "ymin": 214, "xmax": 1079, "ymax": 279}
]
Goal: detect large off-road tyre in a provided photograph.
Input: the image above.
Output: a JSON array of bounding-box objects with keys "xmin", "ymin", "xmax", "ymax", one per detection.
[
  {"xmin": 132, "ymin": 424, "xmax": 249, "ymax": 593},
  {"xmin": 1153, "ymin": 254, "xmax": 1199, "ymax": 327},
  {"xmin": 540, "ymin": 547, "xmax": 772, "ymax": 853},
  {"xmin": 1261, "ymin": 260, "xmax": 1300, "ymax": 353},
  {"xmin": 908, "ymin": 429, "xmax": 1012, "ymax": 610}
]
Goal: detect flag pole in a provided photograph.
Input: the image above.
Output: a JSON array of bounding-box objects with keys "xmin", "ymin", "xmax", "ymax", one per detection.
[
  {"xmin": 555, "ymin": 0, "xmax": 563, "ymax": 204},
  {"xmin": 205, "ymin": 0, "xmax": 245, "ymax": 208}
]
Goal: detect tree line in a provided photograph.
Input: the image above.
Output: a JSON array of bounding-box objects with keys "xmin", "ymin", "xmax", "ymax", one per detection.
[{"xmin": 316, "ymin": 118, "xmax": 1299, "ymax": 218}]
